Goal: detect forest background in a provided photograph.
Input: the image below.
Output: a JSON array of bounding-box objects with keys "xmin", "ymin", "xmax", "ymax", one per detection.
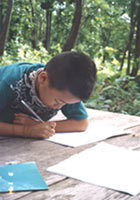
[{"xmin": 0, "ymin": 0, "xmax": 140, "ymax": 116}]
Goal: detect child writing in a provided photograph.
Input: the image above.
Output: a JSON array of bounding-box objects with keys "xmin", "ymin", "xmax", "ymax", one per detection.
[{"xmin": 0, "ymin": 51, "xmax": 96, "ymax": 138}]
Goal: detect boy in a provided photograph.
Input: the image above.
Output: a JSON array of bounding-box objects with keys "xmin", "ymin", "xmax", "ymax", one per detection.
[{"xmin": 0, "ymin": 51, "xmax": 96, "ymax": 138}]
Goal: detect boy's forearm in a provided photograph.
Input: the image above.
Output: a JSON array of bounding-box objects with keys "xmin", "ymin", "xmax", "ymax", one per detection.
[
  {"xmin": 0, "ymin": 118, "xmax": 89, "ymax": 137},
  {"xmin": 55, "ymin": 118, "xmax": 89, "ymax": 133},
  {"xmin": 0, "ymin": 122, "xmax": 24, "ymax": 137}
]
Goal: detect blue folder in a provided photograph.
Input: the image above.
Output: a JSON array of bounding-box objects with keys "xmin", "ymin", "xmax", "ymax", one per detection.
[{"xmin": 0, "ymin": 161, "xmax": 48, "ymax": 192}]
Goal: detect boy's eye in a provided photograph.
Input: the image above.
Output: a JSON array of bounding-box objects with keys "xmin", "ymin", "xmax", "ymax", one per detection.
[{"xmin": 55, "ymin": 98, "xmax": 66, "ymax": 105}]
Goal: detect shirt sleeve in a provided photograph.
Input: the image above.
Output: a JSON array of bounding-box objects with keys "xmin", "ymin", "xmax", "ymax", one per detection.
[
  {"xmin": 0, "ymin": 81, "xmax": 13, "ymax": 112},
  {"xmin": 61, "ymin": 101, "xmax": 88, "ymax": 120}
]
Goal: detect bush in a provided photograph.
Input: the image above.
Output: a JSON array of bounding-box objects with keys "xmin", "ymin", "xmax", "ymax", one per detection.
[
  {"xmin": 0, "ymin": 41, "xmax": 53, "ymax": 67},
  {"xmin": 86, "ymin": 75, "xmax": 140, "ymax": 116}
]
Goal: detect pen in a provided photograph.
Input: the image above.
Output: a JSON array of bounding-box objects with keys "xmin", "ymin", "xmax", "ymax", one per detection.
[{"xmin": 21, "ymin": 100, "xmax": 44, "ymax": 122}]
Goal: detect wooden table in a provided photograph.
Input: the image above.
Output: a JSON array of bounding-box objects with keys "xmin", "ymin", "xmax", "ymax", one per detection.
[{"xmin": 0, "ymin": 109, "xmax": 140, "ymax": 200}]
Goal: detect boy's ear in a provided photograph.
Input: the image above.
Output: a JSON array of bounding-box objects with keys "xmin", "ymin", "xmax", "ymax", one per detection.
[{"xmin": 38, "ymin": 71, "xmax": 49, "ymax": 83}]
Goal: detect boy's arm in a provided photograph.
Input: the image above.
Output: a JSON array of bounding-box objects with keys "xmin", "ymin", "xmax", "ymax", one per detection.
[
  {"xmin": 59, "ymin": 102, "xmax": 89, "ymax": 132},
  {"xmin": 55, "ymin": 118, "xmax": 89, "ymax": 132},
  {"xmin": 0, "ymin": 122, "xmax": 24, "ymax": 137},
  {"xmin": 0, "ymin": 121, "xmax": 56, "ymax": 139},
  {"xmin": 13, "ymin": 113, "xmax": 88, "ymax": 133}
]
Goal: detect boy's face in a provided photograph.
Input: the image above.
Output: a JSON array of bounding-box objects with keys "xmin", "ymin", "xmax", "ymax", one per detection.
[{"xmin": 37, "ymin": 71, "xmax": 80, "ymax": 110}]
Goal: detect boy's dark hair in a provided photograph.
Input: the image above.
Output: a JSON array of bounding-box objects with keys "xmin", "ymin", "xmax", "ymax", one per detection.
[{"xmin": 45, "ymin": 51, "xmax": 97, "ymax": 101}]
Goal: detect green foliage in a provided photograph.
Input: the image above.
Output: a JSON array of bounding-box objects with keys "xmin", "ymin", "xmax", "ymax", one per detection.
[
  {"xmin": 76, "ymin": 0, "xmax": 130, "ymax": 60},
  {"xmin": 0, "ymin": 0, "xmax": 140, "ymax": 116},
  {"xmin": 0, "ymin": 41, "xmax": 53, "ymax": 66},
  {"xmin": 86, "ymin": 74, "xmax": 140, "ymax": 116}
]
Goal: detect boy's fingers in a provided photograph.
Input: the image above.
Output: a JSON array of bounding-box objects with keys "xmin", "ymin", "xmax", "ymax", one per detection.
[
  {"xmin": 22, "ymin": 122, "xmax": 56, "ymax": 139},
  {"xmin": 14, "ymin": 118, "xmax": 26, "ymax": 124},
  {"xmin": 15, "ymin": 113, "xmax": 28, "ymax": 117},
  {"xmin": 46, "ymin": 126, "xmax": 55, "ymax": 134},
  {"xmin": 49, "ymin": 121, "xmax": 56, "ymax": 129},
  {"xmin": 13, "ymin": 120, "xmax": 20, "ymax": 124}
]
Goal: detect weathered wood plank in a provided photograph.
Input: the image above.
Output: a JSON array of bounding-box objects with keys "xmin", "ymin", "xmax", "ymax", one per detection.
[
  {"xmin": 0, "ymin": 138, "xmax": 70, "ymax": 200},
  {"xmin": 52, "ymin": 108, "xmax": 140, "ymax": 129},
  {"xmin": 14, "ymin": 178, "xmax": 132, "ymax": 200},
  {"xmin": 1, "ymin": 109, "xmax": 140, "ymax": 200},
  {"xmin": 88, "ymin": 109, "xmax": 140, "ymax": 129},
  {"xmin": 106, "ymin": 125, "xmax": 140, "ymax": 149}
]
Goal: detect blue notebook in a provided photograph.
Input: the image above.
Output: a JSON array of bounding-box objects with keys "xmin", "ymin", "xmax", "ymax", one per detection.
[{"xmin": 0, "ymin": 162, "xmax": 48, "ymax": 192}]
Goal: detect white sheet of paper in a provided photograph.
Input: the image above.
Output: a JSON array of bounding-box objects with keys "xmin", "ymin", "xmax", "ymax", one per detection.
[
  {"xmin": 47, "ymin": 142, "xmax": 140, "ymax": 195},
  {"xmin": 47, "ymin": 123, "xmax": 130, "ymax": 147}
]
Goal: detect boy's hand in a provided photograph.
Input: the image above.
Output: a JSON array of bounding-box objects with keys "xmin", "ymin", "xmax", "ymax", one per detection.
[
  {"xmin": 14, "ymin": 113, "xmax": 39, "ymax": 125},
  {"xmin": 13, "ymin": 113, "xmax": 56, "ymax": 139},
  {"xmin": 23, "ymin": 121, "xmax": 56, "ymax": 139}
]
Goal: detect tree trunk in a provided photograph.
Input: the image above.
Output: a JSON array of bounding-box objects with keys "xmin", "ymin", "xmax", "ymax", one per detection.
[
  {"xmin": 0, "ymin": 0, "xmax": 4, "ymax": 32},
  {"xmin": 0, "ymin": 0, "xmax": 14, "ymax": 56},
  {"xmin": 40, "ymin": 0, "xmax": 53, "ymax": 51},
  {"xmin": 120, "ymin": 43, "xmax": 129, "ymax": 71},
  {"xmin": 126, "ymin": 0, "xmax": 136, "ymax": 75},
  {"xmin": 39, "ymin": 19, "xmax": 42, "ymax": 41},
  {"xmin": 63, "ymin": 0, "xmax": 82, "ymax": 51},
  {"xmin": 30, "ymin": 0, "xmax": 37, "ymax": 49},
  {"xmin": 45, "ymin": 8, "xmax": 52, "ymax": 51},
  {"xmin": 31, "ymin": 29, "xmax": 37, "ymax": 49},
  {"xmin": 131, "ymin": 3, "xmax": 140, "ymax": 76}
]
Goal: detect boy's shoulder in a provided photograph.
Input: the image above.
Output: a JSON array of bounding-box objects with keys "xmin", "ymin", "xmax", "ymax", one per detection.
[
  {"xmin": 0, "ymin": 62, "xmax": 45, "ymax": 74},
  {"xmin": 0, "ymin": 62, "xmax": 45, "ymax": 84}
]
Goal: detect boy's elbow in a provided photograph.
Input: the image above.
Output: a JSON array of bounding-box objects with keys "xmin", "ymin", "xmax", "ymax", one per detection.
[{"xmin": 79, "ymin": 118, "xmax": 89, "ymax": 131}]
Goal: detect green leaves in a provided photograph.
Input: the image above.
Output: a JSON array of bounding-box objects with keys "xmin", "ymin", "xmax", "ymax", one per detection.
[
  {"xmin": 0, "ymin": 0, "xmax": 140, "ymax": 116},
  {"xmin": 86, "ymin": 74, "xmax": 140, "ymax": 116}
]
